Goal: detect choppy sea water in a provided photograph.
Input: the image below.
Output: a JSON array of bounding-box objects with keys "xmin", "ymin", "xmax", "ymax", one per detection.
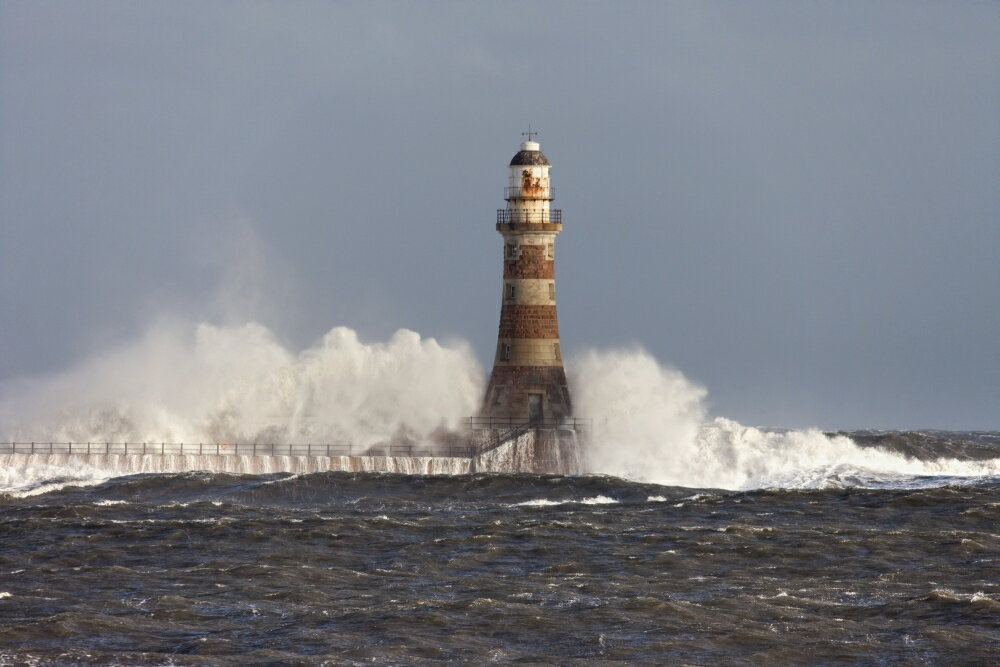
[{"xmin": 1, "ymin": 431, "xmax": 999, "ymax": 664}]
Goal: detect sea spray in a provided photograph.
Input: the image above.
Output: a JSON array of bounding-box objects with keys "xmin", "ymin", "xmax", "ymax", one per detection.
[
  {"xmin": 570, "ymin": 347, "xmax": 706, "ymax": 483},
  {"xmin": 0, "ymin": 322, "xmax": 483, "ymax": 449},
  {"xmin": 3, "ymin": 321, "xmax": 1000, "ymax": 492},
  {"xmin": 572, "ymin": 346, "xmax": 1000, "ymax": 489}
]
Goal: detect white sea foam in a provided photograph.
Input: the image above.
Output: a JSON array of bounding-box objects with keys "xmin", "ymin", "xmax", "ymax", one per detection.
[
  {"xmin": 514, "ymin": 499, "xmax": 563, "ymax": 507},
  {"xmin": 0, "ymin": 459, "xmax": 115, "ymax": 498},
  {"xmin": 572, "ymin": 347, "xmax": 1000, "ymax": 490},
  {"xmin": 513, "ymin": 495, "xmax": 620, "ymax": 508},
  {"xmin": 0, "ymin": 453, "xmax": 471, "ymax": 496},
  {"xmin": 579, "ymin": 495, "xmax": 618, "ymax": 505}
]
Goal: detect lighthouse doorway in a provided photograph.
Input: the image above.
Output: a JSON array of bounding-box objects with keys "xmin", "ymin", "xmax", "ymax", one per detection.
[{"xmin": 528, "ymin": 394, "xmax": 543, "ymax": 424}]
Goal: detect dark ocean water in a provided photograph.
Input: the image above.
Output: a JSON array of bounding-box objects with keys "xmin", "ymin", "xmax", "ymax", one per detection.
[{"xmin": 1, "ymin": 431, "xmax": 999, "ymax": 665}]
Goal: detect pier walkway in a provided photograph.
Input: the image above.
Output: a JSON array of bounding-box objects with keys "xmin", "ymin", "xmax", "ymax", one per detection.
[{"xmin": 0, "ymin": 418, "xmax": 588, "ymax": 459}]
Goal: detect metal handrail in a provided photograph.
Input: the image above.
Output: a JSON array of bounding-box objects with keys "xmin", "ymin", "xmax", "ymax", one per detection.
[
  {"xmin": 0, "ymin": 441, "xmax": 475, "ymax": 458},
  {"xmin": 0, "ymin": 418, "xmax": 588, "ymax": 460},
  {"xmin": 467, "ymin": 417, "xmax": 588, "ymax": 458},
  {"xmin": 497, "ymin": 209, "xmax": 562, "ymax": 224},
  {"xmin": 472, "ymin": 422, "xmax": 533, "ymax": 457}
]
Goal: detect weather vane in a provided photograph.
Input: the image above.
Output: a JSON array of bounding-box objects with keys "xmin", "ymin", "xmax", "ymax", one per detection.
[{"xmin": 522, "ymin": 125, "xmax": 538, "ymax": 142}]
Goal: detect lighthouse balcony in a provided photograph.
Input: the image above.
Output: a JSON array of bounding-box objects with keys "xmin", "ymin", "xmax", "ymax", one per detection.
[
  {"xmin": 504, "ymin": 186, "xmax": 554, "ymax": 201},
  {"xmin": 497, "ymin": 209, "xmax": 562, "ymax": 225}
]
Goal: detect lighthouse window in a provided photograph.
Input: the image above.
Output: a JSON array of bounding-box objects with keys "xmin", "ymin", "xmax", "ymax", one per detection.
[
  {"xmin": 506, "ymin": 284, "xmax": 516, "ymax": 301},
  {"xmin": 502, "ymin": 344, "xmax": 511, "ymax": 361},
  {"xmin": 548, "ymin": 282, "xmax": 555, "ymax": 299},
  {"xmin": 553, "ymin": 343, "xmax": 561, "ymax": 361},
  {"xmin": 546, "ymin": 243, "xmax": 554, "ymax": 259},
  {"xmin": 506, "ymin": 243, "xmax": 519, "ymax": 259}
]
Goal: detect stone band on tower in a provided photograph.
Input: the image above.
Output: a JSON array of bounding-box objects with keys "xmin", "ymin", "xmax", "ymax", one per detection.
[{"xmin": 482, "ymin": 135, "xmax": 572, "ymax": 422}]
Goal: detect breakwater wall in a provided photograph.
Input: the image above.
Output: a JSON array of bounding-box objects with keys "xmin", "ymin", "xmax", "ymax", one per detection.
[
  {"xmin": 0, "ymin": 453, "xmax": 471, "ymax": 475},
  {"xmin": 1, "ymin": 427, "xmax": 586, "ymax": 476}
]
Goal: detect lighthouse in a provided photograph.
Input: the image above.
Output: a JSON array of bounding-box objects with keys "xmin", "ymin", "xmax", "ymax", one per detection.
[{"xmin": 481, "ymin": 132, "xmax": 572, "ymax": 423}]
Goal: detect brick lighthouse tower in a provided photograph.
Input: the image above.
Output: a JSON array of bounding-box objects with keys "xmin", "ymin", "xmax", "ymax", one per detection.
[{"xmin": 482, "ymin": 131, "xmax": 572, "ymax": 423}]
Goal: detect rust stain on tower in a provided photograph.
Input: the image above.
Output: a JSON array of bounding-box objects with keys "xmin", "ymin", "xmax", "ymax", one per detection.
[{"xmin": 482, "ymin": 135, "xmax": 572, "ymax": 424}]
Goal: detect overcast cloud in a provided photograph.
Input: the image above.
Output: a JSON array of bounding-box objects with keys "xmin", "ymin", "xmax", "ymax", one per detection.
[{"xmin": 1, "ymin": 1, "xmax": 997, "ymax": 429}]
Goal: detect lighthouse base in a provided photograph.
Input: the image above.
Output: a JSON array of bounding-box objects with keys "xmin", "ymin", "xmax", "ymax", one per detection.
[
  {"xmin": 471, "ymin": 428, "xmax": 583, "ymax": 475},
  {"xmin": 482, "ymin": 365, "xmax": 572, "ymax": 422}
]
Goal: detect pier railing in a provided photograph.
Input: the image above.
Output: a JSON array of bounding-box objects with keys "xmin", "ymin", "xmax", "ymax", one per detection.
[
  {"xmin": 0, "ymin": 442, "xmax": 476, "ymax": 458},
  {"xmin": 1, "ymin": 418, "xmax": 589, "ymax": 460},
  {"xmin": 467, "ymin": 417, "xmax": 589, "ymax": 457}
]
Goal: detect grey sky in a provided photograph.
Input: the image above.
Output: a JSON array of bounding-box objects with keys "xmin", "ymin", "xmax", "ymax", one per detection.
[{"xmin": 1, "ymin": 1, "xmax": 997, "ymax": 429}]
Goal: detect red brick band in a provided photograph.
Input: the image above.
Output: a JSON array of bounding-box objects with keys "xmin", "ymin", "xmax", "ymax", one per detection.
[
  {"xmin": 504, "ymin": 245, "xmax": 555, "ymax": 279},
  {"xmin": 498, "ymin": 305, "xmax": 560, "ymax": 338}
]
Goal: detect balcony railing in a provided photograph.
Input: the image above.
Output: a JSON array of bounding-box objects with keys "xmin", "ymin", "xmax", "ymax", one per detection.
[
  {"xmin": 505, "ymin": 186, "xmax": 554, "ymax": 200},
  {"xmin": 466, "ymin": 416, "xmax": 589, "ymax": 431},
  {"xmin": 497, "ymin": 209, "xmax": 562, "ymax": 225}
]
